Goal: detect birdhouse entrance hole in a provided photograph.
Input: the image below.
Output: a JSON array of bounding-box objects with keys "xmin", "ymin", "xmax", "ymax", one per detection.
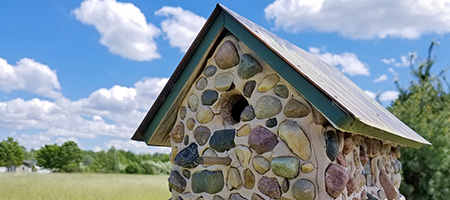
[{"xmin": 221, "ymin": 93, "xmax": 249, "ymax": 125}]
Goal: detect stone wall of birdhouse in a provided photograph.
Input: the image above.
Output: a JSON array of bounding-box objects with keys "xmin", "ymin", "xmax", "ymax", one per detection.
[{"xmin": 167, "ymin": 35, "xmax": 404, "ymax": 200}]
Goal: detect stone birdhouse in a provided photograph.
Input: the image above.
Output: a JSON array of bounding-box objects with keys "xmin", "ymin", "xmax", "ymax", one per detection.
[{"xmin": 132, "ymin": 4, "xmax": 430, "ymax": 200}]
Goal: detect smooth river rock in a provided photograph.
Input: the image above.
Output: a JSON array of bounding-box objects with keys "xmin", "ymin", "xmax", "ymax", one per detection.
[
  {"xmin": 202, "ymin": 90, "xmax": 218, "ymax": 106},
  {"xmin": 243, "ymin": 168, "xmax": 255, "ymax": 189},
  {"xmin": 240, "ymin": 105, "xmax": 255, "ymax": 121},
  {"xmin": 248, "ymin": 126, "xmax": 279, "ymax": 154},
  {"xmin": 215, "ymin": 41, "xmax": 239, "ymax": 69},
  {"xmin": 243, "ymin": 80, "xmax": 256, "ymax": 98},
  {"xmin": 257, "ymin": 176, "xmax": 281, "ymax": 199},
  {"xmin": 252, "ymin": 156, "xmax": 270, "ymax": 174},
  {"xmin": 274, "ymin": 84, "xmax": 289, "ymax": 99},
  {"xmin": 170, "ymin": 122, "xmax": 184, "ymax": 143},
  {"xmin": 284, "ymin": 99, "xmax": 311, "ymax": 118},
  {"xmin": 227, "ymin": 167, "xmax": 242, "ymax": 190},
  {"xmin": 292, "ymin": 179, "xmax": 315, "ymax": 200},
  {"xmin": 325, "ymin": 129, "xmax": 339, "ymax": 161},
  {"xmin": 215, "ymin": 72, "xmax": 234, "ymax": 91},
  {"xmin": 266, "ymin": 118, "xmax": 277, "ymax": 128},
  {"xmin": 188, "ymin": 94, "xmax": 199, "ymax": 112},
  {"xmin": 278, "ymin": 120, "xmax": 311, "ymax": 160},
  {"xmin": 192, "ymin": 170, "xmax": 224, "ymax": 194},
  {"xmin": 193, "ymin": 126, "xmax": 211, "ymax": 146},
  {"xmin": 186, "ymin": 118, "xmax": 195, "ymax": 131},
  {"xmin": 254, "ymin": 95, "xmax": 282, "ymax": 119},
  {"xmin": 234, "ymin": 145, "xmax": 252, "ymax": 167},
  {"xmin": 168, "ymin": 170, "xmax": 186, "ymax": 193},
  {"xmin": 271, "ymin": 156, "xmax": 300, "ymax": 179},
  {"xmin": 179, "ymin": 106, "xmax": 186, "ymax": 120},
  {"xmin": 301, "ymin": 163, "xmax": 314, "ymax": 173},
  {"xmin": 196, "ymin": 106, "xmax": 214, "ymax": 124},
  {"xmin": 325, "ymin": 163, "xmax": 349, "ymax": 198},
  {"xmin": 238, "ymin": 54, "xmax": 262, "ymax": 79},
  {"xmin": 258, "ymin": 74, "xmax": 279, "ymax": 92},
  {"xmin": 209, "ymin": 129, "xmax": 236, "ymax": 152},
  {"xmin": 174, "ymin": 143, "xmax": 199, "ymax": 168},
  {"xmin": 237, "ymin": 124, "xmax": 251, "ymax": 137},
  {"xmin": 204, "ymin": 65, "xmax": 217, "ymax": 77},
  {"xmin": 196, "ymin": 77, "xmax": 207, "ymax": 90}
]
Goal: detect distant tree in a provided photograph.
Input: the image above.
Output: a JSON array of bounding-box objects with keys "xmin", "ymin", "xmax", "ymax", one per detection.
[
  {"xmin": 389, "ymin": 42, "xmax": 450, "ymax": 200},
  {"xmin": 0, "ymin": 137, "xmax": 25, "ymax": 168},
  {"xmin": 36, "ymin": 141, "xmax": 83, "ymax": 172},
  {"xmin": 36, "ymin": 144, "xmax": 62, "ymax": 170}
]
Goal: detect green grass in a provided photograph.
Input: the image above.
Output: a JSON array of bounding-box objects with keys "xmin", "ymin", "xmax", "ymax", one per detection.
[{"xmin": 0, "ymin": 173, "xmax": 171, "ymax": 200}]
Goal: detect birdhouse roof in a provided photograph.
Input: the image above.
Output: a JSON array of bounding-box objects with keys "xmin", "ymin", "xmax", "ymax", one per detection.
[{"xmin": 132, "ymin": 4, "xmax": 430, "ymax": 148}]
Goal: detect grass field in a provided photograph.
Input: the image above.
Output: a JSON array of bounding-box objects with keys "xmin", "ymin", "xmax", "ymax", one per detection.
[{"xmin": 0, "ymin": 173, "xmax": 171, "ymax": 200}]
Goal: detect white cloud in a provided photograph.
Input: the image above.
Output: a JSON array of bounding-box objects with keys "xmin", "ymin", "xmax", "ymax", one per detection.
[
  {"xmin": 382, "ymin": 52, "xmax": 417, "ymax": 67},
  {"xmin": 73, "ymin": 0, "xmax": 161, "ymax": 61},
  {"xmin": 309, "ymin": 47, "xmax": 369, "ymax": 76},
  {"xmin": 373, "ymin": 74, "xmax": 388, "ymax": 83},
  {"xmin": 379, "ymin": 90, "xmax": 400, "ymax": 102},
  {"xmin": 105, "ymin": 139, "xmax": 171, "ymax": 154},
  {"xmin": 388, "ymin": 67, "xmax": 399, "ymax": 81},
  {"xmin": 265, "ymin": 0, "xmax": 450, "ymax": 39},
  {"xmin": 0, "ymin": 58, "xmax": 61, "ymax": 98},
  {"xmin": 364, "ymin": 90, "xmax": 377, "ymax": 99},
  {"xmin": 155, "ymin": 6, "xmax": 206, "ymax": 52}
]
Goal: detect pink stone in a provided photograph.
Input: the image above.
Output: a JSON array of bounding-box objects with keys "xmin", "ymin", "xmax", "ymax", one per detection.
[
  {"xmin": 325, "ymin": 163, "xmax": 349, "ymax": 198},
  {"xmin": 257, "ymin": 176, "xmax": 281, "ymax": 199},
  {"xmin": 248, "ymin": 126, "xmax": 278, "ymax": 154},
  {"xmin": 337, "ymin": 152, "xmax": 347, "ymax": 167},
  {"xmin": 346, "ymin": 177, "xmax": 356, "ymax": 196},
  {"xmin": 380, "ymin": 170, "xmax": 398, "ymax": 200}
]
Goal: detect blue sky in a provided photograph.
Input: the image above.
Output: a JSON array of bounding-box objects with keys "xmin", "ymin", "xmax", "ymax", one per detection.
[{"xmin": 1, "ymin": 0, "xmax": 449, "ymax": 154}]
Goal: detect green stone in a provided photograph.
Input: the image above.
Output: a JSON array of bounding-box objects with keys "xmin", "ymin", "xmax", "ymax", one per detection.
[
  {"xmin": 266, "ymin": 118, "xmax": 277, "ymax": 127},
  {"xmin": 209, "ymin": 129, "xmax": 236, "ymax": 152},
  {"xmin": 192, "ymin": 170, "xmax": 224, "ymax": 194},
  {"xmin": 254, "ymin": 95, "xmax": 282, "ymax": 119},
  {"xmin": 271, "ymin": 157, "xmax": 300, "ymax": 179},
  {"xmin": 238, "ymin": 54, "xmax": 262, "ymax": 79},
  {"xmin": 274, "ymin": 84, "xmax": 289, "ymax": 98},
  {"xmin": 292, "ymin": 179, "xmax": 315, "ymax": 200},
  {"xmin": 284, "ymin": 99, "xmax": 311, "ymax": 118}
]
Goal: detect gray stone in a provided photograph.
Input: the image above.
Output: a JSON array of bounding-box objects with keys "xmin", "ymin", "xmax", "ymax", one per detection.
[
  {"xmin": 292, "ymin": 179, "xmax": 315, "ymax": 200},
  {"xmin": 266, "ymin": 118, "xmax": 277, "ymax": 128},
  {"xmin": 215, "ymin": 41, "xmax": 239, "ymax": 69},
  {"xmin": 274, "ymin": 84, "xmax": 289, "ymax": 99},
  {"xmin": 271, "ymin": 157, "xmax": 300, "ymax": 179},
  {"xmin": 240, "ymin": 105, "xmax": 255, "ymax": 122},
  {"xmin": 367, "ymin": 193, "xmax": 379, "ymax": 200},
  {"xmin": 202, "ymin": 90, "xmax": 218, "ymax": 106},
  {"xmin": 192, "ymin": 170, "xmax": 224, "ymax": 194},
  {"xmin": 325, "ymin": 130, "xmax": 339, "ymax": 161},
  {"xmin": 170, "ymin": 122, "xmax": 184, "ymax": 143},
  {"xmin": 179, "ymin": 106, "xmax": 186, "ymax": 120},
  {"xmin": 243, "ymin": 168, "xmax": 255, "ymax": 189},
  {"xmin": 230, "ymin": 193, "xmax": 248, "ymax": 200},
  {"xmin": 254, "ymin": 96, "xmax": 282, "ymax": 119},
  {"xmin": 196, "ymin": 77, "xmax": 207, "ymax": 90},
  {"xmin": 227, "ymin": 167, "xmax": 242, "ymax": 190},
  {"xmin": 188, "ymin": 94, "xmax": 199, "ymax": 112},
  {"xmin": 283, "ymin": 99, "xmax": 310, "ymax": 118},
  {"xmin": 182, "ymin": 169, "xmax": 191, "ymax": 179},
  {"xmin": 168, "ymin": 170, "xmax": 186, "ymax": 193},
  {"xmin": 202, "ymin": 148, "xmax": 218, "ymax": 157},
  {"xmin": 282, "ymin": 178, "xmax": 289, "ymax": 193},
  {"xmin": 215, "ymin": 72, "xmax": 234, "ymax": 91},
  {"xmin": 186, "ymin": 118, "xmax": 195, "ymax": 130},
  {"xmin": 238, "ymin": 54, "xmax": 262, "ymax": 79},
  {"xmin": 209, "ymin": 129, "xmax": 236, "ymax": 152},
  {"xmin": 258, "ymin": 74, "xmax": 279, "ymax": 92},
  {"xmin": 204, "ymin": 65, "xmax": 217, "ymax": 77},
  {"xmin": 183, "ymin": 135, "xmax": 189, "ymax": 145},
  {"xmin": 243, "ymin": 80, "xmax": 256, "ymax": 98},
  {"xmin": 248, "ymin": 126, "xmax": 279, "ymax": 154},
  {"xmin": 174, "ymin": 143, "xmax": 199, "ymax": 168},
  {"xmin": 257, "ymin": 176, "xmax": 281, "ymax": 199},
  {"xmin": 194, "ymin": 126, "xmax": 211, "ymax": 146},
  {"xmin": 252, "ymin": 156, "xmax": 270, "ymax": 174},
  {"xmin": 325, "ymin": 163, "xmax": 349, "ymax": 198}
]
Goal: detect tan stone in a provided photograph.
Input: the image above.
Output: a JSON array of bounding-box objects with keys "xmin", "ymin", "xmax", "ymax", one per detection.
[
  {"xmin": 186, "ymin": 118, "xmax": 195, "ymax": 130},
  {"xmin": 257, "ymin": 74, "xmax": 279, "ymax": 92},
  {"xmin": 215, "ymin": 41, "xmax": 239, "ymax": 69},
  {"xmin": 188, "ymin": 94, "xmax": 199, "ymax": 112},
  {"xmin": 196, "ymin": 106, "xmax": 214, "ymax": 124},
  {"xmin": 237, "ymin": 124, "xmax": 251, "ymax": 137},
  {"xmin": 252, "ymin": 156, "xmax": 270, "ymax": 174},
  {"xmin": 301, "ymin": 162, "xmax": 314, "ymax": 173},
  {"xmin": 243, "ymin": 168, "xmax": 255, "ymax": 189},
  {"xmin": 234, "ymin": 145, "xmax": 252, "ymax": 167},
  {"xmin": 227, "ymin": 167, "xmax": 242, "ymax": 190},
  {"xmin": 278, "ymin": 120, "xmax": 311, "ymax": 160},
  {"xmin": 170, "ymin": 122, "xmax": 184, "ymax": 143},
  {"xmin": 214, "ymin": 72, "xmax": 234, "ymax": 91}
]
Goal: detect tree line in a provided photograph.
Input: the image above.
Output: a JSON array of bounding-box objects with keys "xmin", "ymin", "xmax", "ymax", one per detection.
[{"xmin": 0, "ymin": 138, "xmax": 171, "ymax": 175}]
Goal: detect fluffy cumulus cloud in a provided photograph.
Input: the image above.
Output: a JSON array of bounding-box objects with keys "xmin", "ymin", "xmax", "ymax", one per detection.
[
  {"xmin": 309, "ymin": 47, "xmax": 369, "ymax": 76},
  {"xmin": 373, "ymin": 74, "xmax": 388, "ymax": 83},
  {"xmin": 0, "ymin": 58, "xmax": 61, "ymax": 98},
  {"xmin": 73, "ymin": 0, "xmax": 161, "ymax": 61},
  {"xmin": 155, "ymin": 6, "xmax": 206, "ymax": 52},
  {"xmin": 382, "ymin": 52, "xmax": 417, "ymax": 67},
  {"xmin": 265, "ymin": 0, "xmax": 450, "ymax": 39},
  {"xmin": 379, "ymin": 90, "xmax": 400, "ymax": 102},
  {"xmin": 364, "ymin": 90, "xmax": 377, "ymax": 99}
]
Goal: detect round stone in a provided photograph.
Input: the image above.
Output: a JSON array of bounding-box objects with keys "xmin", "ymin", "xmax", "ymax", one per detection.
[
  {"xmin": 292, "ymin": 179, "xmax": 315, "ymax": 200},
  {"xmin": 274, "ymin": 84, "xmax": 289, "ymax": 99},
  {"xmin": 301, "ymin": 163, "xmax": 314, "ymax": 173},
  {"xmin": 237, "ymin": 124, "xmax": 251, "ymax": 137},
  {"xmin": 271, "ymin": 157, "xmax": 300, "ymax": 179},
  {"xmin": 254, "ymin": 95, "xmax": 282, "ymax": 119},
  {"xmin": 174, "ymin": 143, "xmax": 199, "ymax": 168},
  {"xmin": 282, "ymin": 179, "xmax": 289, "ymax": 193},
  {"xmin": 188, "ymin": 94, "xmax": 199, "ymax": 112},
  {"xmin": 204, "ymin": 65, "xmax": 217, "ymax": 77},
  {"xmin": 325, "ymin": 163, "xmax": 349, "ymax": 198},
  {"xmin": 182, "ymin": 169, "xmax": 191, "ymax": 179},
  {"xmin": 168, "ymin": 170, "xmax": 186, "ymax": 193},
  {"xmin": 215, "ymin": 72, "xmax": 234, "ymax": 91},
  {"xmin": 278, "ymin": 120, "xmax": 311, "ymax": 160},
  {"xmin": 234, "ymin": 145, "xmax": 252, "ymax": 167},
  {"xmin": 243, "ymin": 169, "xmax": 255, "ymax": 189},
  {"xmin": 196, "ymin": 77, "xmax": 208, "ymax": 90},
  {"xmin": 209, "ymin": 129, "xmax": 236, "ymax": 152},
  {"xmin": 179, "ymin": 106, "xmax": 187, "ymax": 120},
  {"xmin": 238, "ymin": 54, "xmax": 262, "ymax": 79},
  {"xmin": 192, "ymin": 170, "xmax": 225, "ymax": 194},
  {"xmin": 284, "ymin": 99, "xmax": 311, "ymax": 118},
  {"xmin": 196, "ymin": 106, "xmax": 214, "ymax": 124},
  {"xmin": 266, "ymin": 118, "xmax": 277, "ymax": 128},
  {"xmin": 183, "ymin": 135, "xmax": 189, "ymax": 145},
  {"xmin": 186, "ymin": 118, "xmax": 195, "ymax": 130},
  {"xmin": 257, "ymin": 176, "xmax": 281, "ymax": 199},
  {"xmin": 170, "ymin": 122, "xmax": 184, "ymax": 143},
  {"xmin": 325, "ymin": 129, "xmax": 339, "ymax": 161},
  {"xmin": 215, "ymin": 41, "xmax": 239, "ymax": 69},
  {"xmin": 243, "ymin": 80, "xmax": 256, "ymax": 98},
  {"xmin": 202, "ymin": 90, "xmax": 218, "ymax": 106},
  {"xmin": 203, "ymin": 148, "xmax": 218, "ymax": 157},
  {"xmin": 252, "ymin": 156, "xmax": 270, "ymax": 174},
  {"xmin": 194, "ymin": 126, "xmax": 211, "ymax": 146},
  {"xmin": 258, "ymin": 74, "xmax": 279, "ymax": 92},
  {"xmin": 240, "ymin": 105, "xmax": 255, "ymax": 122},
  {"xmin": 248, "ymin": 126, "xmax": 279, "ymax": 154},
  {"xmin": 227, "ymin": 167, "xmax": 242, "ymax": 190}
]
